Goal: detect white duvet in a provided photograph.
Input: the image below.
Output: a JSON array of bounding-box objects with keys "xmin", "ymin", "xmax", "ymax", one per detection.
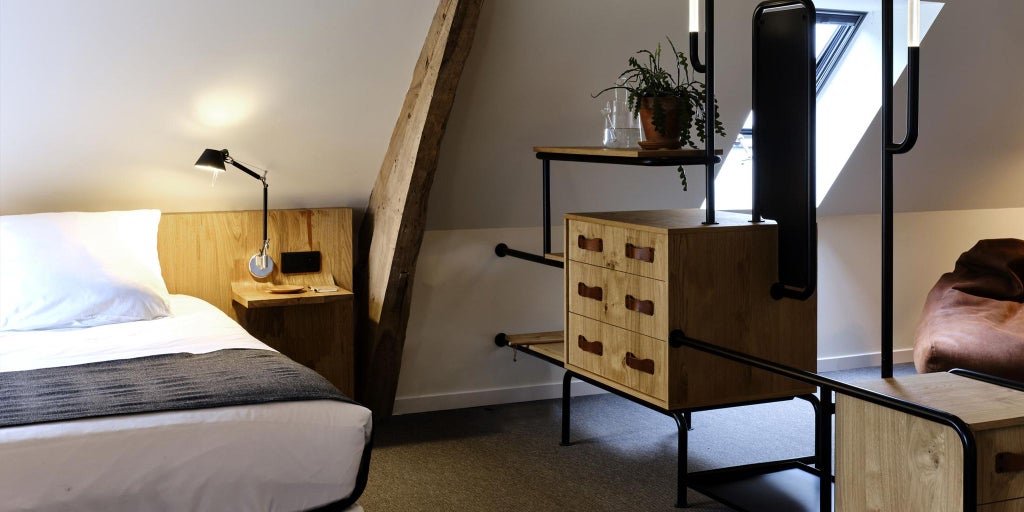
[{"xmin": 0, "ymin": 295, "xmax": 371, "ymax": 512}]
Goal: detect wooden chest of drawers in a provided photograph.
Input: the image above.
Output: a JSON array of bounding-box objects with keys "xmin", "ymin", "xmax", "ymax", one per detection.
[
  {"xmin": 837, "ymin": 373, "xmax": 1024, "ymax": 512},
  {"xmin": 563, "ymin": 209, "xmax": 817, "ymax": 410}
]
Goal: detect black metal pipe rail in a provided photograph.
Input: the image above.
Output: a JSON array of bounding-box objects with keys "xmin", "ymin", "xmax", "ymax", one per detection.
[
  {"xmin": 671, "ymin": 330, "xmax": 979, "ymax": 512},
  {"xmin": 949, "ymin": 368, "xmax": 1024, "ymax": 392},
  {"xmin": 493, "ymin": 333, "xmax": 565, "ymax": 367},
  {"xmin": 494, "ymin": 244, "xmax": 563, "ymax": 268}
]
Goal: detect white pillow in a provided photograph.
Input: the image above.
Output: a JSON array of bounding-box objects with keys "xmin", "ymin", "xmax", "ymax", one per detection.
[{"xmin": 0, "ymin": 210, "xmax": 171, "ymax": 331}]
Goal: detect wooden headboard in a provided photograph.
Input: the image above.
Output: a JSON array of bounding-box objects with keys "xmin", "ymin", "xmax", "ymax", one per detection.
[{"xmin": 156, "ymin": 208, "xmax": 353, "ymax": 320}]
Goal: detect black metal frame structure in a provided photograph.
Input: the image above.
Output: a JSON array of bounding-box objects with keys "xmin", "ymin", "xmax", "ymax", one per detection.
[
  {"xmin": 671, "ymin": 331, "xmax": 983, "ymax": 512},
  {"xmin": 489, "ymin": 0, "xmax": 973, "ymax": 509},
  {"xmin": 750, "ymin": 0, "xmax": 817, "ymax": 301},
  {"xmin": 494, "ymin": 151, "xmax": 720, "ymax": 269},
  {"xmin": 689, "ymin": 0, "xmax": 718, "ymax": 226},
  {"xmin": 493, "ymin": 335, "xmax": 819, "ymax": 509},
  {"xmin": 880, "ymin": 0, "xmax": 921, "ymax": 378}
]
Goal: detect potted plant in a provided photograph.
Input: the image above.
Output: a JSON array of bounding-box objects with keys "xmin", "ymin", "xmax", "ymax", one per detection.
[{"xmin": 595, "ymin": 37, "xmax": 726, "ymax": 190}]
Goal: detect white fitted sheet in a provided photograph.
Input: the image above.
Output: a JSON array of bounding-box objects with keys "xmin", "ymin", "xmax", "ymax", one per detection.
[{"xmin": 0, "ymin": 295, "xmax": 371, "ymax": 512}]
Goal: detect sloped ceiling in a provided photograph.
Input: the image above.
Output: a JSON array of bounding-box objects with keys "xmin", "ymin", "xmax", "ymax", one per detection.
[
  {"xmin": 2, "ymin": 0, "xmax": 1018, "ymax": 221},
  {"xmin": 818, "ymin": 0, "xmax": 1024, "ymax": 215},
  {"xmin": 0, "ymin": 0, "xmax": 435, "ymax": 215}
]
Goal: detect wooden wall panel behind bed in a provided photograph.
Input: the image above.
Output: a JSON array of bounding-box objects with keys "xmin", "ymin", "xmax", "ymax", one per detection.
[{"xmin": 156, "ymin": 208, "xmax": 355, "ymax": 396}]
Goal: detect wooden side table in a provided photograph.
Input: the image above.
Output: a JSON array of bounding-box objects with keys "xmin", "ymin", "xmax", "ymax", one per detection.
[
  {"xmin": 231, "ymin": 283, "xmax": 355, "ymax": 397},
  {"xmin": 837, "ymin": 372, "xmax": 1024, "ymax": 511}
]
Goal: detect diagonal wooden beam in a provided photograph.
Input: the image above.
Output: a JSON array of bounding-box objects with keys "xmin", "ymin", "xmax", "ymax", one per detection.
[{"xmin": 354, "ymin": 0, "xmax": 484, "ymax": 416}]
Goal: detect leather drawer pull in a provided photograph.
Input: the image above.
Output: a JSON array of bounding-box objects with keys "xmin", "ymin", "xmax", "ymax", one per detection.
[
  {"xmin": 624, "ymin": 243, "xmax": 655, "ymax": 263},
  {"xmin": 578, "ymin": 282, "xmax": 603, "ymax": 301},
  {"xmin": 624, "ymin": 352, "xmax": 655, "ymax": 375},
  {"xmin": 996, "ymin": 452, "xmax": 1024, "ymax": 473},
  {"xmin": 577, "ymin": 335, "xmax": 604, "ymax": 356},
  {"xmin": 625, "ymin": 295, "xmax": 655, "ymax": 316},
  {"xmin": 577, "ymin": 235, "xmax": 604, "ymax": 253}
]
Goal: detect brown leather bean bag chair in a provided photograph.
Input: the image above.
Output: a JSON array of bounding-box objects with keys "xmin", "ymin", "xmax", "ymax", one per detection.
[{"xmin": 914, "ymin": 238, "xmax": 1024, "ymax": 382}]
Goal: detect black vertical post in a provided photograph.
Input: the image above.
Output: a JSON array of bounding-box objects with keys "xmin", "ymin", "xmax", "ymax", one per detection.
[
  {"xmin": 817, "ymin": 388, "xmax": 834, "ymax": 511},
  {"xmin": 543, "ymin": 159, "xmax": 552, "ymax": 255},
  {"xmin": 703, "ymin": 0, "xmax": 717, "ymax": 225},
  {"xmin": 673, "ymin": 412, "xmax": 689, "ymax": 508},
  {"xmin": 560, "ymin": 371, "xmax": 572, "ymax": 446},
  {"xmin": 881, "ymin": 0, "xmax": 894, "ymax": 379}
]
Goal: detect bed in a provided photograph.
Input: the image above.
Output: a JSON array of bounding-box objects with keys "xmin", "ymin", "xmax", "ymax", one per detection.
[{"xmin": 0, "ymin": 209, "xmax": 371, "ymax": 511}]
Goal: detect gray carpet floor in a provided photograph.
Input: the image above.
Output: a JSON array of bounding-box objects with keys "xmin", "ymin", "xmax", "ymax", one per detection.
[{"xmin": 360, "ymin": 363, "xmax": 916, "ymax": 511}]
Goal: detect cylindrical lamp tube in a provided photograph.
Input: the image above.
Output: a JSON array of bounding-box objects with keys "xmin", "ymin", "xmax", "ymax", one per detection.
[
  {"xmin": 689, "ymin": 0, "xmax": 699, "ymax": 33},
  {"xmin": 908, "ymin": 0, "xmax": 920, "ymax": 47}
]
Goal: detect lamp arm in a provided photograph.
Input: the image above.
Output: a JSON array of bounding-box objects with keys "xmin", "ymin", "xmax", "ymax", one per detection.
[
  {"xmin": 887, "ymin": 46, "xmax": 920, "ymax": 154},
  {"xmin": 227, "ymin": 158, "xmax": 265, "ymax": 182},
  {"xmin": 226, "ymin": 158, "xmax": 270, "ymax": 254},
  {"xmin": 261, "ymin": 180, "xmax": 269, "ymax": 256}
]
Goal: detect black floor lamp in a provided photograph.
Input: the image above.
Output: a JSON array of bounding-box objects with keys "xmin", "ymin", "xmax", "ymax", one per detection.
[{"xmin": 881, "ymin": 0, "xmax": 921, "ymax": 378}]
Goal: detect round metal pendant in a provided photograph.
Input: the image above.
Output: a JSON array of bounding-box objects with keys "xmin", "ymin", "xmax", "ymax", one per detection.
[{"xmin": 248, "ymin": 253, "xmax": 275, "ymax": 279}]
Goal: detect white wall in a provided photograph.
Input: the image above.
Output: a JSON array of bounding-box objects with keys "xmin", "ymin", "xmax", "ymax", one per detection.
[
  {"xmin": 817, "ymin": 207, "xmax": 1024, "ymax": 369},
  {"xmin": 396, "ymin": 207, "xmax": 1024, "ymax": 413}
]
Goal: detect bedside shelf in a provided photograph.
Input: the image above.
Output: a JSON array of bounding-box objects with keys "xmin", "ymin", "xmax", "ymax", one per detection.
[
  {"xmin": 230, "ymin": 281, "xmax": 355, "ymax": 397},
  {"xmin": 231, "ymin": 283, "xmax": 353, "ymax": 309}
]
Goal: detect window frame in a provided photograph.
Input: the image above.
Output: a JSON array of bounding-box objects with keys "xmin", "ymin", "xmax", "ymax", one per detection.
[
  {"xmin": 739, "ymin": 9, "xmax": 866, "ymax": 138},
  {"xmin": 815, "ymin": 10, "xmax": 867, "ymax": 95}
]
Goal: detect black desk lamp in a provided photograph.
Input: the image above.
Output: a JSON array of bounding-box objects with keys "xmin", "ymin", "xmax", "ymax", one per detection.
[{"xmin": 194, "ymin": 148, "xmax": 274, "ymax": 279}]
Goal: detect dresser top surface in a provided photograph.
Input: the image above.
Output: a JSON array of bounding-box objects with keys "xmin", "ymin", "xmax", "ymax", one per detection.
[
  {"xmin": 565, "ymin": 209, "xmax": 777, "ymax": 233},
  {"xmin": 852, "ymin": 372, "xmax": 1024, "ymax": 431}
]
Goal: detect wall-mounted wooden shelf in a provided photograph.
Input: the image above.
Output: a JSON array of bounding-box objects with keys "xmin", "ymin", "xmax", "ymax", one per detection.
[
  {"xmin": 231, "ymin": 282, "xmax": 353, "ymax": 309},
  {"xmin": 231, "ymin": 281, "xmax": 355, "ymax": 397}
]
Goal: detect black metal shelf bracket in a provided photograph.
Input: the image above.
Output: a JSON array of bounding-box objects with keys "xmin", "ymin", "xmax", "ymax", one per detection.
[
  {"xmin": 493, "ymin": 153, "xmax": 719, "ymax": 271},
  {"xmin": 494, "ymin": 243, "xmax": 563, "ymax": 268}
]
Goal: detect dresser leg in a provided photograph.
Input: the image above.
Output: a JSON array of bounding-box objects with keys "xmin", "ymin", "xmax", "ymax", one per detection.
[
  {"xmin": 560, "ymin": 371, "xmax": 572, "ymax": 446},
  {"xmin": 673, "ymin": 411, "xmax": 690, "ymax": 508},
  {"xmin": 815, "ymin": 390, "xmax": 833, "ymax": 512}
]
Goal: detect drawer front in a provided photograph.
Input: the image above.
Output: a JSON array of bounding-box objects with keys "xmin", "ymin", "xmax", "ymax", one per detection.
[
  {"xmin": 567, "ymin": 313, "xmax": 667, "ymax": 401},
  {"xmin": 979, "ymin": 426, "xmax": 1024, "ymax": 504},
  {"xmin": 567, "ymin": 220, "xmax": 668, "ymax": 280},
  {"xmin": 568, "ymin": 262, "xmax": 667, "ymax": 340}
]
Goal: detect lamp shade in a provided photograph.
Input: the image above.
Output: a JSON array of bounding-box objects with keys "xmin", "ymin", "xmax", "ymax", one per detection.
[{"xmin": 194, "ymin": 148, "xmax": 227, "ymax": 172}]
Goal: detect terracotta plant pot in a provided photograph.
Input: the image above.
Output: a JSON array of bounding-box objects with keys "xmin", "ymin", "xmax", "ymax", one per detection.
[{"xmin": 638, "ymin": 96, "xmax": 684, "ymax": 150}]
